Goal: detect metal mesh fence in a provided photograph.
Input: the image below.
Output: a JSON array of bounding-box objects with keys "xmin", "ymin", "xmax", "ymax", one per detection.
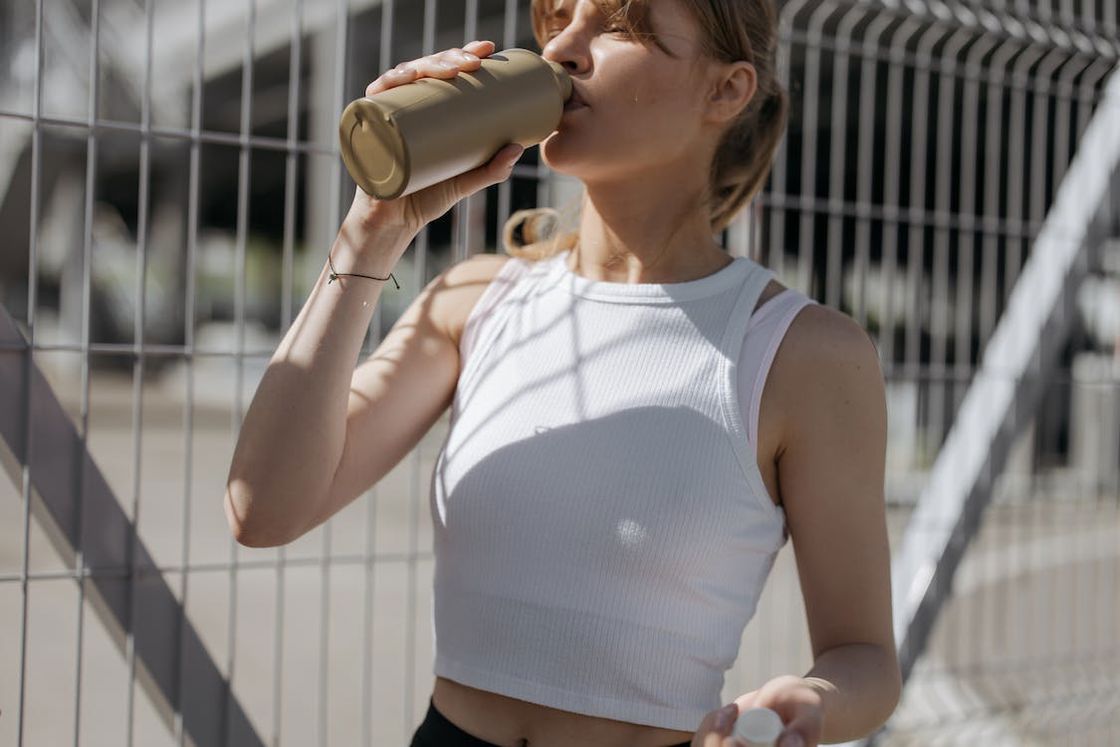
[{"xmin": 0, "ymin": 0, "xmax": 1118, "ymax": 745}]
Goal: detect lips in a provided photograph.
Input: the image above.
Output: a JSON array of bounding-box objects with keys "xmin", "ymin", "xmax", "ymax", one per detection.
[{"xmin": 564, "ymin": 86, "xmax": 588, "ymax": 111}]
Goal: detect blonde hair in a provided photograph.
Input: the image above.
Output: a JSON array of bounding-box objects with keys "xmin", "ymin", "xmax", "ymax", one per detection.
[{"xmin": 502, "ymin": 0, "xmax": 788, "ymax": 261}]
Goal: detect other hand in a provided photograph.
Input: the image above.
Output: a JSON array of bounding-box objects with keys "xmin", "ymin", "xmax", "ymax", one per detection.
[{"xmin": 692, "ymin": 675, "xmax": 824, "ymax": 747}]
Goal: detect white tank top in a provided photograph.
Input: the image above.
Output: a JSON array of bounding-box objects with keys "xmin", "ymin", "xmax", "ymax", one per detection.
[{"xmin": 429, "ymin": 248, "xmax": 817, "ymax": 731}]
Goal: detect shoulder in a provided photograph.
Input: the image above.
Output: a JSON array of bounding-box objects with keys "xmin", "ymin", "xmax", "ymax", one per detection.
[
  {"xmin": 429, "ymin": 252, "xmax": 520, "ymax": 349},
  {"xmin": 783, "ymin": 304, "xmax": 879, "ymax": 366},
  {"xmin": 769, "ymin": 303, "xmax": 886, "ymax": 442}
]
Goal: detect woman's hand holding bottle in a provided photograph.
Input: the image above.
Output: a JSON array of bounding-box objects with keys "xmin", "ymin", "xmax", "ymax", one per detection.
[
  {"xmin": 228, "ymin": 42, "xmax": 527, "ymax": 548},
  {"xmin": 339, "ymin": 39, "xmax": 524, "ymax": 266}
]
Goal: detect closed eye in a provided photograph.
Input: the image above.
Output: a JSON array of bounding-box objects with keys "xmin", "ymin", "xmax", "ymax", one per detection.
[{"xmin": 544, "ymin": 24, "xmax": 635, "ymax": 41}]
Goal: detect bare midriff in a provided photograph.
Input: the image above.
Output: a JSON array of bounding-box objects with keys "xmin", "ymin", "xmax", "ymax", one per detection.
[{"xmin": 430, "ymin": 677, "xmax": 696, "ymax": 747}]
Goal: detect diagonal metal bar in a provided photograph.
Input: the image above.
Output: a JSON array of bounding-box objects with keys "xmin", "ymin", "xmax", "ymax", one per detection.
[
  {"xmin": 0, "ymin": 303, "xmax": 266, "ymax": 747},
  {"xmin": 837, "ymin": 64, "xmax": 1120, "ymax": 747},
  {"xmin": 873, "ymin": 72, "xmax": 1116, "ymax": 747},
  {"xmin": 892, "ymin": 64, "xmax": 1120, "ymax": 686}
]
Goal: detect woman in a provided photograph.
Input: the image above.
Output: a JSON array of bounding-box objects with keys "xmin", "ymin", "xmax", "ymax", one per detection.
[{"xmin": 225, "ymin": 1, "xmax": 902, "ymax": 745}]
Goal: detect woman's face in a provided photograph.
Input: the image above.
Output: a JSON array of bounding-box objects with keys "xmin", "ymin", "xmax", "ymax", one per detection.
[{"xmin": 538, "ymin": 0, "xmax": 716, "ymax": 183}]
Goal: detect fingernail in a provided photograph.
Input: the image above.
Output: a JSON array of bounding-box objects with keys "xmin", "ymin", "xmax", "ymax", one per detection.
[
  {"xmin": 780, "ymin": 735, "xmax": 804, "ymax": 747},
  {"xmin": 715, "ymin": 704, "xmax": 736, "ymax": 730}
]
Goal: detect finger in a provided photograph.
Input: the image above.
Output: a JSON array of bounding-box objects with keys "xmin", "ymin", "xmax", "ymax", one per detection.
[
  {"xmin": 691, "ymin": 704, "xmax": 739, "ymax": 747},
  {"xmin": 731, "ymin": 692, "xmax": 759, "ymax": 712},
  {"xmin": 410, "ymin": 144, "xmax": 522, "ymax": 227},
  {"xmin": 463, "ymin": 39, "xmax": 496, "ymax": 55},
  {"xmin": 367, "ymin": 51, "xmax": 461, "ymax": 96},
  {"xmin": 413, "ymin": 57, "xmax": 463, "ymax": 78},
  {"xmin": 777, "ymin": 716, "xmax": 817, "ymax": 747},
  {"xmin": 454, "ymin": 144, "xmax": 524, "ymax": 196},
  {"xmin": 780, "ymin": 701, "xmax": 823, "ymax": 745},
  {"xmin": 439, "ymin": 48, "xmax": 481, "ymax": 67},
  {"xmin": 414, "ymin": 50, "xmax": 466, "ymax": 77},
  {"xmin": 366, "ymin": 65, "xmax": 417, "ymax": 96},
  {"xmin": 776, "ymin": 734, "xmax": 805, "ymax": 747},
  {"xmin": 366, "ymin": 44, "xmax": 491, "ymax": 96}
]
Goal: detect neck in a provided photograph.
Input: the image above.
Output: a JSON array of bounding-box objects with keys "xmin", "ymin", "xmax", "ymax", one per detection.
[{"xmin": 571, "ymin": 178, "xmax": 729, "ymax": 285}]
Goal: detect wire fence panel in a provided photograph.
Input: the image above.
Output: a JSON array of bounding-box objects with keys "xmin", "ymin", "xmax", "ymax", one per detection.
[{"xmin": 0, "ymin": 0, "xmax": 1118, "ymax": 745}]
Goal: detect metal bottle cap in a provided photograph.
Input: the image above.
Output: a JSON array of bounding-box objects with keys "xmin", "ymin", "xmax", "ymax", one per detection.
[
  {"xmin": 732, "ymin": 707, "xmax": 784, "ymax": 747},
  {"xmin": 339, "ymin": 99, "xmax": 408, "ymax": 199}
]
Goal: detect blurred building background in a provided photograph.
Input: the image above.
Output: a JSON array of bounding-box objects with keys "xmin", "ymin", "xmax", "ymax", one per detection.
[{"xmin": 0, "ymin": 0, "xmax": 1118, "ymax": 745}]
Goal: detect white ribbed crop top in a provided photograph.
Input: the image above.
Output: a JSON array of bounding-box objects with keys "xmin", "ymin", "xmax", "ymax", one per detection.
[{"xmin": 428, "ymin": 248, "xmax": 817, "ymax": 732}]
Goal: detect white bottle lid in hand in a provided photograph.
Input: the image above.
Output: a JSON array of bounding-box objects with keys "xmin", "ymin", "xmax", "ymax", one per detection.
[{"xmin": 732, "ymin": 707, "xmax": 784, "ymax": 747}]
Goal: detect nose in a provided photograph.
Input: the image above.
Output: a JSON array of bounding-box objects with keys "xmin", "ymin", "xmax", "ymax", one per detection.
[{"xmin": 541, "ymin": 28, "xmax": 590, "ymax": 77}]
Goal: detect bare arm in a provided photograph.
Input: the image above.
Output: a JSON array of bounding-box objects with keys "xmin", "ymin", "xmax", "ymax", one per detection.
[
  {"xmin": 223, "ymin": 39, "xmax": 522, "ymax": 548},
  {"xmin": 223, "ymin": 224, "xmax": 412, "ymax": 547},
  {"xmin": 773, "ymin": 305, "xmax": 902, "ymax": 742},
  {"xmin": 295, "ymin": 251, "xmax": 512, "ymax": 539}
]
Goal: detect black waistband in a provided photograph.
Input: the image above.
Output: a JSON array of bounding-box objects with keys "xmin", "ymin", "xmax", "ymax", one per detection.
[
  {"xmin": 410, "ymin": 698, "xmax": 505, "ymax": 747},
  {"xmin": 409, "ymin": 697, "xmax": 691, "ymax": 747}
]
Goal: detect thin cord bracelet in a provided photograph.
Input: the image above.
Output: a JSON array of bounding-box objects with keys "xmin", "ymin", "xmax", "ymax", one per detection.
[{"xmin": 327, "ymin": 251, "xmax": 400, "ymax": 289}]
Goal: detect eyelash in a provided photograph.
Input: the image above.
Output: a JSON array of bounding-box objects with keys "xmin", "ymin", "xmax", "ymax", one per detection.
[{"xmin": 544, "ymin": 22, "xmax": 630, "ymax": 40}]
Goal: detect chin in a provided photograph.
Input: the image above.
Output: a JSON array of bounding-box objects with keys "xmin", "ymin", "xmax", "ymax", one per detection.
[{"xmin": 540, "ymin": 133, "xmax": 595, "ymax": 179}]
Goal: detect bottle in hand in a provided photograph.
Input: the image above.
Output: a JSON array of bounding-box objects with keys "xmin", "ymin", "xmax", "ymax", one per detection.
[{"xmin": 339, "ymin": 48, "xmax": 572, "ymax": 200}]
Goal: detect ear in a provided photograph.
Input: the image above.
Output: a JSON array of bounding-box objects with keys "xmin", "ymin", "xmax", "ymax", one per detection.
[{"xmin": 705, "ymin": 61, "xmax": 758, "ymax": 125}]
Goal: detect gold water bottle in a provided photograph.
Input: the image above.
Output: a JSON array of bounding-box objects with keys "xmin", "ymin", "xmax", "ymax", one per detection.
[{"xmin": 339, "ymin": 48, "xmax": 572, "ymax": 200}]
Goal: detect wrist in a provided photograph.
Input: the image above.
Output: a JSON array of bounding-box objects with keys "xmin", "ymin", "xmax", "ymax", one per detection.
[
  {"xmin": 331, "ymin": 222, "xmax": 412, "ymax": 279},
  {"xmin": 344, "ymin": 188, "xmax": 420, "ymax": 249}
]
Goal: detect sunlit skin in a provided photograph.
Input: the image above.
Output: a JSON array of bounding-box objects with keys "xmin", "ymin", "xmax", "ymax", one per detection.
[
  {"xmin": 428, "ymin": 3, "xmax": 766, "ymax": 745},
  {"xmin": 537, "ymin": 0, "xmax": 759, "ymax": 285},
  {"xmin": 432, "ymin": 4, "xmax": 898, "ymax": 746},
  {"xmin": 227, "ymin": 0, "xmax": 899, "ymax": 744}
]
